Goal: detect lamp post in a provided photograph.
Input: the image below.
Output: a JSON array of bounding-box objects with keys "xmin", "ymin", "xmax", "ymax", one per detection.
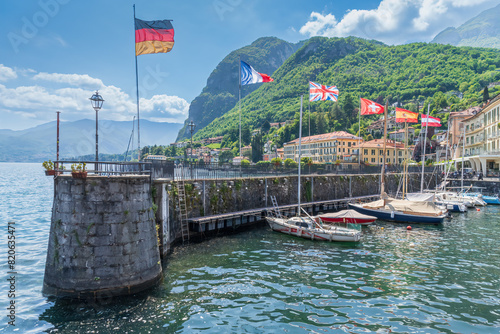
[
  {"xmin": 89, "ymin": 91, "xmax": 104, "ymax": 171},
  {"xmin": 188, "ymin": 120, "xmax": 195, "ymax": 179}
]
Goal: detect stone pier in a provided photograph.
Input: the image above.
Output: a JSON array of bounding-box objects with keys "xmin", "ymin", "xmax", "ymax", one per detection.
[{"xmin": 43, "ymin": 175, "xmax": 162, "ymax": 299}]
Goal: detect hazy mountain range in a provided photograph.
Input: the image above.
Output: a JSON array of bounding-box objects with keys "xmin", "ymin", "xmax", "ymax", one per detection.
[
  {"xmin": 431, "ymin": 3, "xmax": 500, "ymax": 48},
  {"xmin": 0, "ymin": 119, "xmax": 182, "ymax": 162}
]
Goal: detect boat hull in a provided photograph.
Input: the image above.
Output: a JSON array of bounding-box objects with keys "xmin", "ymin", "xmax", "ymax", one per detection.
[
  {"xmin": 266, "ymin": 217, "xmax": 361, "ymax": 242},
  {"xmin": 348, "ymin": 203, "xmax": 446, "ymax": 224}
]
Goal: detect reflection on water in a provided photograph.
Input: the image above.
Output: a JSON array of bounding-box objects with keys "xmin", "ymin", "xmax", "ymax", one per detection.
[
  {"xmin": 1, "ymin": 164, "xmax": 499, "ymax": 333},
  {"xmin": 41, "ymin": 210, "xmax": 500, "ymax": 333}
]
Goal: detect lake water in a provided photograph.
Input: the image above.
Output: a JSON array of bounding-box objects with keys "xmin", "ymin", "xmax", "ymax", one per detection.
[{"xmin": 1, "ymin": 163, "xmax": 499, "ymax": 333}]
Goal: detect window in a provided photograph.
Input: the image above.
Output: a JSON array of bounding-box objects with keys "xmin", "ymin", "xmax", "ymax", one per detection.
[
  {"xmin": 371, "ymin": 158, "xmax": 375, "ymax": 162},
  {"xmin": 399, "ymin": 151, "xmax": 402, "ymax": 156},
  {"xmin": 371, "ymin": 149, "xmax": 375, "ymax": 155},
  {"xmin": 379, "ymin": 150, "xmax": 383, "ymax": 155},
  {"xmin": 380, "ymin": 158, "xmax": 383, "ymax": 163},
  {"xmin": 364, "ymin": 149, "xmax": 368, "ymax": 155},
  {"xmin": 348, "ymin": 142, "xmax": 351, "ymax": 147}
]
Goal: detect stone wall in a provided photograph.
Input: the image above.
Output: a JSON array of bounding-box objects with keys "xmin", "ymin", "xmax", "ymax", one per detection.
[{"xmin": 43, "ymin": 175, "xmax": 162, "ymax": 299}]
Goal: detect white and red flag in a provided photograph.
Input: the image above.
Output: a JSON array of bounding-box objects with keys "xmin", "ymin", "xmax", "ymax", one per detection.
[
  {"xmin": 360, "ymin": 98, "xmax": 384, "ymax": 115},
  {"xmin": 421, "ymin": 115, "xmax": 441, "ymax": 127}
]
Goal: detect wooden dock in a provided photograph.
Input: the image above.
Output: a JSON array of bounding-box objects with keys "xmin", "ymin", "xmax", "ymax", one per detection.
[{"xmin": 187, "ymin": 195, "xmax": 379, "ymax": 234}]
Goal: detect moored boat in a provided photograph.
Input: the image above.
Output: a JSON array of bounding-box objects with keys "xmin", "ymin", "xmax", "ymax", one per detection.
[
  {"xmin": 349, "ymin": 197, "xmax": 448, "ymax": 224},
  {"xmin": 317, "ymin": 209, "xmax": 376, "ymax": 225},
  {"xmin": 266, "ymin": 216, "xmax": 362, "ymax": 242}
]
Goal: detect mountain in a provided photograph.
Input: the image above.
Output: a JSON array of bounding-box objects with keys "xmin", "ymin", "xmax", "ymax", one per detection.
[
  {"xmin": 0, "ymin": 120, "xmax": 183, "ymax": 162},
  {"xmin": 193, "ymin": 36, "xmax": 500, "ymax": 140},
  {"xmin": 175, "ymin": 37, "xmax": 303, "ymax": 141},
  {"xmin": 431, "ymin": 4, "xmax": 500, "ymax": 48}
]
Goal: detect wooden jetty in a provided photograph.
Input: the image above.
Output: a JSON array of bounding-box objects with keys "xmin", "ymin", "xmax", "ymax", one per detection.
[{"xmin": 187, "ymin": 194, "xmax": 379, "ymax": 235}]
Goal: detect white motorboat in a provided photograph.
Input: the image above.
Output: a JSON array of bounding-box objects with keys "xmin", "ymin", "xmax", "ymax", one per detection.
[{"xmin": 266, "ymin": 215, "xmax": 361, "ymax": 242}]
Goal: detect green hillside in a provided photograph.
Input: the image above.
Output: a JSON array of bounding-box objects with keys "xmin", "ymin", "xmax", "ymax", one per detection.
[
  {"xmin": 176, "ymin": 37, "xmax": 303, "ymax": 141},
  {"xmin": 193, "ymin": 37, "xmax": 500, "ymax": 148}
]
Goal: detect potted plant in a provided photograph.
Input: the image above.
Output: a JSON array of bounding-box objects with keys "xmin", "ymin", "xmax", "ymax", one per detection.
[
  {"xmin": 43, "ymin": 160, "xmax": 57, "ymax": 176},
  {"xmin": 71, "ymin": 163, "xmax": 87, "ymax": 179}
]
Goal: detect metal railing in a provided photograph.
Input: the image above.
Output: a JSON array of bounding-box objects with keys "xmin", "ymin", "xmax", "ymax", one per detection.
[
  {"xmin": 54, "ymin": 161, "xmax": 152, "ymax": 176},
  {"xmin": 148, "ymin": 161, "xmax": 435, "ymax": 181},
  {"xmin": 50, "ymin": 160, "xmax": 437, "ymax": 181}
]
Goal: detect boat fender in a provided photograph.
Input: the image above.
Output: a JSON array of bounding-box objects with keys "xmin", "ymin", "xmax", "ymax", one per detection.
[
  {"xmin": 476, "ymin": 208, "xmax": 480, "ymax": 211},
  {"xmin": 407, "ymin": 226, "xmax": 412, "ymax": 230},
  {"xmin": 391, "ymin": 211, "xmax": 395, "ymax": 219}
]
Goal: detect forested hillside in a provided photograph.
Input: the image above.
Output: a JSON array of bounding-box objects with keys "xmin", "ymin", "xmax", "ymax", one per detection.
[
  {"xmin": 175, "ymin": 37, "xmax": 303, "ymax": 141},
  {"xmin": 192, "ymin": 37, "xmax": 500, "ymax": 151}
]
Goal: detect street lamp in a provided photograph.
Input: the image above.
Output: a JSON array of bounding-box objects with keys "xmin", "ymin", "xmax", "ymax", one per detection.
[
  {"xmin": 188, "ymin": 120, "xmax": 195, "ymax": 178},
  {"xmin": 89, "ymin": 91, "xmax": 104, "ymax": 168}
]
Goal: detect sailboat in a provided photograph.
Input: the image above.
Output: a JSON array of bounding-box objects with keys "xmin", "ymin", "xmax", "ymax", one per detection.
[
  {"xmin": 266, "ymin": 95, "xmax": 362, "ymax": 242},
  {"xmin": 349, "ymin": 100, "xmax": 448, "ymax": 224}
]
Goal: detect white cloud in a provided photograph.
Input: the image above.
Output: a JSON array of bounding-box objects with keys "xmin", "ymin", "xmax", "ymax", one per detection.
[
  {"xmin": 33, "ymin": 72, "xmax": 105, "ymax": 89},
  {"xmin": 0, "ymin": 64, "xmax": 17, "ymax": 82},
  {"xmin": 0, "ymin": 70, "xmax": 189, "ymax": 128},
  {"xmin": 299, "ymin": 0, "xmax": 497, "ymax": 44}
]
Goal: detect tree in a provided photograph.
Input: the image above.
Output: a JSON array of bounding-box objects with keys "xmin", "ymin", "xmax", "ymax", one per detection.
[
  {"xmin": 219, "ymin": 150, "xmax": 234, "ymax": 163},
  {"xmin": 483, "ymin": 86, "xmax": 490, "ymax": 102},
  {"xmin": 241, "ymin": 159, "xmax": 250, "ymax": 167},
  {"xmin": 241, "ymin": 126, "xmax": 251, "ymax": 146},
  {"xmin": 261, "ymin": 120, "xmax": 271, "ymax": 133},
  {"xmin": 251, "ymin": 133, "xmax": 263, "ymax": 163}
]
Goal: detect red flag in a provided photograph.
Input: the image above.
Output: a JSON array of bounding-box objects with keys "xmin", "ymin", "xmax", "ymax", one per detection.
[
  {"xmin": 395, "ymin": 108, "xmax": 418, "ymax": 123},
  {"xmin": 360, "ymin": 98, "xmax": 384, "ymax": 115},
  {"xmin": 421, "ymin": 115, "xmax": 441, "ymax": 127}
]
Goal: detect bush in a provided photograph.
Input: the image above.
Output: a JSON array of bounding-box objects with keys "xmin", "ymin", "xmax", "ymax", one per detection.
[
  {"xmin": 284, "ymin": 158, "xmax": 298, "ymax": 169},
  {"xmin": 256, "ymin": 161, "xmax": 272, "ymax": 169}
]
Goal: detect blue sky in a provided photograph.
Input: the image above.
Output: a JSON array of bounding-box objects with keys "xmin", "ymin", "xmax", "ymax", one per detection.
[{"xmin": 1, "ymin": 0, "xmax": 498, "ymax": 130}]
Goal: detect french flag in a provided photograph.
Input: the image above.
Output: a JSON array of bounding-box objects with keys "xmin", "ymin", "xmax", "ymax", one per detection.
[
  {"xmin": 421, "ymin": 115, "xmax": 441, "ymax": 127},
  {"xmin": 240, "ymin": 61, "xmax": 274, "ymax": 85}
]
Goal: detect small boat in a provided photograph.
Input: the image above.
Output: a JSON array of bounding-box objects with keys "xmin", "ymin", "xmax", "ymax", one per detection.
[
  {"xmin": 317, "ymin": 210, "xmax": 376, "ymax": 225},
  {"xmin": 349, "ymin": 197, "xmax": 448, "ymax": 224},
  {"xmin": 410, "ymin": 192, "xmax": 467, "ymax": 213},
  {"xmin": 266, "ymin": 215, "xmax": 362, "ymax": 242}
]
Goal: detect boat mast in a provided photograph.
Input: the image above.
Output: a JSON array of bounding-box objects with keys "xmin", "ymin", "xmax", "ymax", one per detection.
[
  {"xmin": 297, "ymin": 95, "xmax": 303, "ymax": 216},
  {"xmin": 380, "ymin": 99, "xmax": 388, "ymax": 197},
  {"xmin": 420, "ymin": 104, "xmax": 430, "ymax": 192}
]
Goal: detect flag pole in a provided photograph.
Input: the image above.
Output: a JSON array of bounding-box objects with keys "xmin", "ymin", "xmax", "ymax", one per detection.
[
  {"xmin": 298, "ymin": 94, "xmax": 303, "ymax": 216},
  {"xmin": 238, "ymin": 55, "xmax": 242, "ymax": 160},
  {"xmin": 358, "ymin": 97, "xmax": 361, "ymax": 166},
  {"xmin": 420, "ymin": 104, "xmax": 430, "ymax": 192},
  {"xmin": 133, "ymin": 4, "xmax": 141, "ymax": 161}
]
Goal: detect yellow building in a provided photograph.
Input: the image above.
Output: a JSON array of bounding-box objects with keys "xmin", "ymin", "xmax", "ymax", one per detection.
[
  {"xmin": 462, "ymin": 94, "xmax": 500, "ymax": 176},
  {"xmin": 354, "ymin": 139, "xmax": 412, "ymax": 165},
  {"xmin": 283, "ymin": 131, "xmax": 362, "ymax": 163}
]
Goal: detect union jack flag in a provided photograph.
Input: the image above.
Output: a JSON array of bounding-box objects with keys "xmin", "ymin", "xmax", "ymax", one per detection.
[{"xmin": 309, "ymin": 81, "xmax": 339, "ymax": 102}]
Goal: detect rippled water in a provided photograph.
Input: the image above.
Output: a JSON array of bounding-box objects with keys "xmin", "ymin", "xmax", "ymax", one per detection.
[{"xmin": 1, "ymin": 163, "xmax": 499, "ymax": 333}]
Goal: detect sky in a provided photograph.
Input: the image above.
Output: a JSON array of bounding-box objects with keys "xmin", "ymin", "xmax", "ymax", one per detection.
[{"xmin": 1, "ymin": 0, "xmax": 499, "ymax": 130}]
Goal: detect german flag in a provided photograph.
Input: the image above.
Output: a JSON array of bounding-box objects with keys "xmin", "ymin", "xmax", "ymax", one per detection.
[{"xmin": 135, "ymin": 18, "xmax": 174, "ymax": 56}]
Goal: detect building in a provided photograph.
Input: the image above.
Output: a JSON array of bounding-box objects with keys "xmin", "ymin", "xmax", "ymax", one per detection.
[
  {"xmin": 354, "ymin": 139, "xmax": 412, "ymax": 165},
  {"xmin": 448, "ymin": 107, "xmax": 480, "ymax": 159},
  {"xmin": 461, "ymin": 95, "xmax": 500, "ymax": 176},
  {"xmin": 283, "ymin": 131, "xmax": 362, "ymax": 163},
  {"xmin": 241, "ymin": 145, "xmax": 252, "ymax": 157},
  {"xmin": 144, "ymin": 155, "xmax": 167, "ymax": 161},
  {"xmin": 388, "ymin": 128, "xmax": 415, "ymax": 142},
  {"xmin": 202, "ymin": 136, "xmax": 224, "ymax": 145}
]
